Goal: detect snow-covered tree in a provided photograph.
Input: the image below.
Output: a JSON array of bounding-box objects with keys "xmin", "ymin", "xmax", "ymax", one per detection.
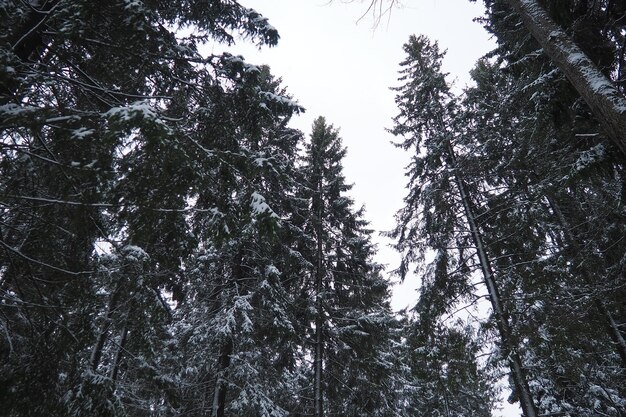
[
  {"xmin": 389, "ymin": 34, "xmax": 533, "ymax": 416},
  {"xmin": 297, "ymin": 117, "xmax": 405, "ymax": 417},
  {"xmin": 0, "ymin": 2, "xmax": 297, "ymax": 415}
]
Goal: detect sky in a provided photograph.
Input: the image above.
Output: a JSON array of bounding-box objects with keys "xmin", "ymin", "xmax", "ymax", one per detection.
[
  {"xmin": 228, "ymin": 0, "xmax": 494, "ymax": 308},
  {"xmin": 225, "ymin": 4, "xmax": 519, "ymax": 414}
]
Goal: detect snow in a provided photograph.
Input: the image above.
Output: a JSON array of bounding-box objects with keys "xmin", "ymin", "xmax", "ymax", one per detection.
[
  {"xmin": 223, "ymin": 53, "xmax": 261, "ymax": 73},
  {"xmin": 123, "ymin": 0, "xmax": 145, "ymax": 11},
  {"xmin": 244, "ymin": 7, "xmax": 278, "ymax": 33},
  {"xmin": 523, "ymin": 68, "xmax": 560, "ymax": 92},
  {"xmin": 121, "ymin": 244, "xmax": 149, "ymax": 261},
  {"xmin": 0, "ymin": 103, "xmax": 38, "ymax": 117},
  {"xmin": 571, "ymin": 143, "xmax": 606, "ymax": 175},
  {"xmin": 250, "ymin": 191, "xmax": 280, "ymax": 219},
  {"xmin": 265, "ymin": 264, "xmax": 280, "ymax": 276},
  {"xmin": 104, "ymin": 100, "xmax": 166, "ymax": 125},
  {"xmin": 254, "ymin": 157, "xmax": 269, "ymax": 167},
  {"xmin": 71, "ymin": 127, "xmax": 95, "ymax": 139},
  {"xmin": 259, "ymin": 91, "xmax": 301, "ymax": 109}
]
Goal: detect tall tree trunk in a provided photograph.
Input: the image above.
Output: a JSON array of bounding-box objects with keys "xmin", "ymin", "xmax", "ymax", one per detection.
[
  {"xmin": 504, "ymin": 0, "xmax": 626, "ymax": 158},
  {"xmin": 89, "ymin": 283, "xmax": 122, "ymax": 371},
  {"xmin": 447, "ymin": 143, "xmax": 539, "ymax": 417},
  {"xmin": 109, "ymin": 322, "xmax": 129, "ymax": 385},
  {"xmin": 314, "ymin": 181, "xmax": 324, "ymax": 417},
  {"xmin": 211, "ymin": 253, "xmax": 243, "ymax": 417},
  {"xmin": 212, "ymin": 338, "xmax": 233, "ymax": 417}
]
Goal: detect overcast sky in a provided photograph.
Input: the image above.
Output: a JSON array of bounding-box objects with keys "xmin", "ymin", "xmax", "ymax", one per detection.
[
  {"xmin": 226, "ymin": 2, "xmax": 521, "ymax": 415},
  {"xmin": 229, "ymin": 0, "xmax": 494, "ymax": 302}
]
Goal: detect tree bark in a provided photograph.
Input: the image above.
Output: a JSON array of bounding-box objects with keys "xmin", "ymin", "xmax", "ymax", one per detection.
[
  {"xmin": 447, "ymin": 143, "xmax": 539, "ymax": 417},
  {"xmin": 211, "ymin": 338, "xmax": 233, "ymax": 417},
  {"xmin": 314, "ymin": 179, "xmax": 324, "ymax": 417},
  {"xmin": 89, "ymin": 283, "xmax": 122, "ymax": 371},
  {"xmin": 505, "ymin": 0, "xmax": 626, "ymax": 158},
  {"xmin": 109, "ymin": 322, "xmax": 129, "ymax": 384},
  {"xmin": 211, "ymin": 252, "xmax": 244, "ymax": 417}
]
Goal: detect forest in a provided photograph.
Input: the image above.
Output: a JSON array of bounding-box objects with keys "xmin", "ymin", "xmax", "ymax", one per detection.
[{"xmin": 0, "ymin": 0, "xmax": 624, "ymax": 416}]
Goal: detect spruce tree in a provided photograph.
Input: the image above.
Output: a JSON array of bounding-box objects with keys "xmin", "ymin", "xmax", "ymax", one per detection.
[
  {"xmin": 461, "ymin": 41, "xmax": 626, "ymax": 417},
  {"xmin": 299, "ymin": 117, "xmax": 404, "ymax": 417},
  {"xmin": 0, "ymin": 2, "xmax": 297, "ymax": 415},
  {"xmin": 170, "ymin": 67, "xmax": 308, "ymax": 417},
  {"xmin": 389, "ymin": 34, "xmax": 526, "ymax": 416}
]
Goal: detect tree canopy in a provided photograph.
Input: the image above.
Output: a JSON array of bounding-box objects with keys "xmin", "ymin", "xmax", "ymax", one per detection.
[{"xmin": 1, "ymin": 1, "xmax": 625, "ymax": 417}]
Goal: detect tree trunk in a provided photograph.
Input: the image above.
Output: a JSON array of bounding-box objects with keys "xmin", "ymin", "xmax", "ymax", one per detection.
[
  {"xmin": 211, "ymin": 338, "xmax": 233, "ymax": 417},
  {"xmin": 447, "ymin": 143, "xmax": 539, "ymax": 417},
  {"xmin": 89, "ymin": 283, "xmax": 122, "ymax": 371},
  {"xmin": 109, "ymin": 321, "xmax": 129, "ymax": 385},
  {"xmin": 314, "ymin": 180, "xmax": 324, "ymax": 417},
  {"xmin": 505, "ymin": 0, "xmax": 626, "ymax": 158},
  {"xmin": 211, "ymin": 253, "xmax": 244, "ymax": 417}
]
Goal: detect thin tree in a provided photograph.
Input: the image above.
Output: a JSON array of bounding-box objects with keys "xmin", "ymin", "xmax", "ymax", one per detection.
[{"xmin": 390, "ymin": 35, "xmax": 539, "ymax": 417}]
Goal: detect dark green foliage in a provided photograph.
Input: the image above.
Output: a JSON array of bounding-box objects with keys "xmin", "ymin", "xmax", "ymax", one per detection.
[
  {"xmin": 0, "ymin": 1, "xmax": 297, "ymax": 415},
  {"xmin": 388, "ymin": 3, "xmax": 626, "ymax": 415},
  {"xmin": 389, "ymin": 34, "xmax": 501, "ymax": 416},
  {"xmin": 466, "ymin": 2, "xmax": 626, "ymax": 413},
  {"xmin": 299, "ymin": 117, "xmax": 403, "ymax": 417}
]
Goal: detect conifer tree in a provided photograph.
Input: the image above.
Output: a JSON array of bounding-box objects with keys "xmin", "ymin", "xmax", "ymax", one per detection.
[
  {"xmin": 389, "ymin": 34, "xmax": 533, "ymax": 416},
  {"xmin": 461, "ymin": 47, "xmax": 626, "ymax": 417},
  {"xmin": 0, "ymin": 2, "xmax": 296, "ymax": 415},
  {"xmin": 299, "ymin": 117, "xmax": 405, "ymax": 417},
  {"xmin": 170, "ymin": 67, "xmax": 308, "ymax": 417}
]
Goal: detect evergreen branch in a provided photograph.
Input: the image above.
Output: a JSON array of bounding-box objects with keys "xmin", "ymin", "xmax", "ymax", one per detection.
[
  {"xmin": 2, "ymin": 195, "xmax": 221, "ymax": 213},
  {"xmin": 0, "ymin": 238, "xmax": 94, "ymax": 277}
]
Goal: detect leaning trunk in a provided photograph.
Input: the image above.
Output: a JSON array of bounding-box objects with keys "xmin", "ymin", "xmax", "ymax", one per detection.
[
  {"xmin": 447, "ymin": 142, "xmax": 539, "ymax": 417},
  {"xmin": 504, "ymin": 0, "xmax": 626, "ymax": 158}
]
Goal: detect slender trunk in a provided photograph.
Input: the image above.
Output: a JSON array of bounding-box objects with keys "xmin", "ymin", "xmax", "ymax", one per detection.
[
  {"xmin": 109, "ymin": 322, "xmax": 129, "ymax": 384},
  {"xmin": 447, "ymin": 143, "xmax": 539, "ymax": 417},
  {"xmin": 314, "ymin": 181, "xmax": 324, "ymax": 417},
  {"xmin": 211, "ymin": 253, "xmax": 243, "ymax": 417},
  {"xmin": 505, "ymin": 0, "xmax": 626, "ymax": 158},
  {"xmin": 212, "ymin": 338, "xmax": 233, "ymax": 417},
  {"xmin": 89, "ymin": 284, "xmax": 122, "ymax": 371},
  {"xmin": 597, "ymin": 302, "xmax": 626, "ymax": 367},
  {"xmin": 546, "ymin": 197, "xmax": 626, "ymax": 368}
]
